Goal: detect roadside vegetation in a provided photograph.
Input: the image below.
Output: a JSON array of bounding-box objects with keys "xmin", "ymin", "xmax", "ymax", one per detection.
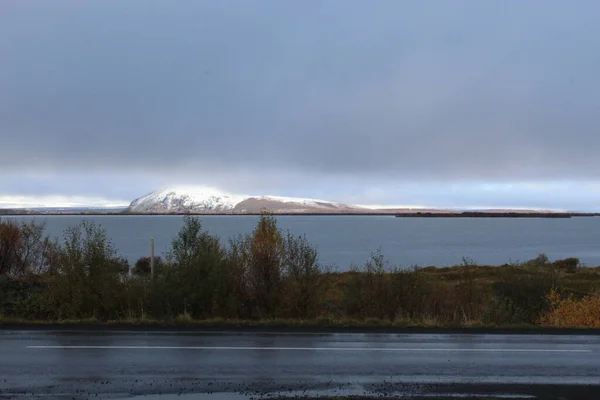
[{"xmin": 1, "ymin": 215, "xmax": 600, "ymax": 328}]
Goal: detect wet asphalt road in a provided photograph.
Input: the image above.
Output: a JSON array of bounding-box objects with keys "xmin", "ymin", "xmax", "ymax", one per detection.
[{"xmin": 1, "ymin": 330, "xmax": 600, "ymax": 399}]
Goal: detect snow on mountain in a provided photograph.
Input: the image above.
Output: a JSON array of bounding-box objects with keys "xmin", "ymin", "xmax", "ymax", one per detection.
[
  {"xmin": 128, "ymin": 186, "xmax": 247, "ymax": 213},
  {"xmin": 234, "ymin": 195, "xmax": 354, "ymax": 213},
  {"xmin": 255, "ymin": 195, "xmax": 348, "ymax": 208},
  {"xmin": 127, "ymin": 186, "xmax": 364, "ymax": 213}
]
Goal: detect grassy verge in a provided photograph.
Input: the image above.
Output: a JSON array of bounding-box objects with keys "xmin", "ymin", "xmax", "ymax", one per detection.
[{"xmin": 3, "ymin": 316, "xmax": 600, "ymax": 335}]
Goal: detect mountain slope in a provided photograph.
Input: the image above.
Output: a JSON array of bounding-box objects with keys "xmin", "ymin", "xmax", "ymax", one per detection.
[
  {"xmin": 128, "ymin": 186, "xmax": 246, "ymax": 213},
  {"xmin": 232, "ymin": 195, "xmax": 362, "ymax": 213},
  {"xmin": 127, "ymin": 186, "xmax": 364, "ymax": 213}
]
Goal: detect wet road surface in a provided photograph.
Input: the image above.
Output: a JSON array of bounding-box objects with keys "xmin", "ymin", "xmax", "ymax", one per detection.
[{"xmin": 1, "ymin": 330, "xmax": 600, "ymax": 399}]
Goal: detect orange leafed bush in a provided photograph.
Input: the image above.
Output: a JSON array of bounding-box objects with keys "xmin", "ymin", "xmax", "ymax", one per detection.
[
  {"xmin": 539, "ymin": 289, "xmax": 600, "ymax": 328},
  {"xmin": 0, "ymin": 219, "xmax": 24, "ymax": 276}
]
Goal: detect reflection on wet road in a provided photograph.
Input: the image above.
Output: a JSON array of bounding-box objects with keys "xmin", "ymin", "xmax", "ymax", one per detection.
[{"xmin": 1, "ymin": 330, "xmax": 600, "ymax": 399}]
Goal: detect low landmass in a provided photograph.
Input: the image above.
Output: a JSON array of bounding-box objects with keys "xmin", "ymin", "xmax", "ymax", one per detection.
[
  {"xmin": 1, "ymin": 186, "xmax": 597, "ymax": 216},
  {"xmin": 394, "ymin": 211, "xmax": 593, "ymax": 218},
  {"xmin": 1, "ymin": 208, "xmax": 598, "ymax": 218}
]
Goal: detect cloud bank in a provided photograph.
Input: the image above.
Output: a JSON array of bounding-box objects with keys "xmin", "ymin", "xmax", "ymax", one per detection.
[{"xmin": 1, "ymin": 1, "xmax": 599, "ymax": 209}]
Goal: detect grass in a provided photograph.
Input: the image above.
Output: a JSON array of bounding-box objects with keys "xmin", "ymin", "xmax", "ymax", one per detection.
[
  {"xmin": 4, "ymin": 251, "xmax": 600, "ymax": 331},
  {"xmin": 0, "ymin": 315, "xmax": 581, "ymax": 332},
  {"xmin": 3, "ymin": 262, "xmax": 600, "ymax": 331},
  {"xmin": 3, "ymin": 264, "xmax": 600, "ymax": 331}
]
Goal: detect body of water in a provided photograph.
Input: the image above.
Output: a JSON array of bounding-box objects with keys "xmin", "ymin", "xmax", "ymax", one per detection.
[{"xmin": 5, "ymin": 215, "xmax": 600, "ymax": 268}]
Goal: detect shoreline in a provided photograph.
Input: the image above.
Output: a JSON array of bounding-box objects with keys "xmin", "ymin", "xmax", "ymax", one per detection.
[{"xmin": 2, "ymin": 211, "xmax": 599, "ymax": 217}]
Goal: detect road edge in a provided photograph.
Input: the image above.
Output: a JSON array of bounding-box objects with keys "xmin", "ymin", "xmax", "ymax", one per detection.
[{"xmin": 2, "ymin": 322, "xmax": 600, "ymax": 335}]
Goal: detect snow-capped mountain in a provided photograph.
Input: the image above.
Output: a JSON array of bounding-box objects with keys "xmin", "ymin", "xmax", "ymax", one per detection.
[
  {"xmin": 128, "ymin": 186, "xmax": 247, "ymax": 213},
  {"xmin": 127, "ymin": 186, "xmax": 365, "ymax": 213}
]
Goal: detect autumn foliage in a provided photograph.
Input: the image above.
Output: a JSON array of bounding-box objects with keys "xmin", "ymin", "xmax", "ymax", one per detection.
[
  {"xmin": 539, "ymin": 289, "xmax": 600, "ymax": 328},
  {"xmin": 0, "ymin": 219, "xmax": 50, "ymax": 276},
  {"xmin": 1, "ymin": 214, "xmax": 600, "ymax": 328}
]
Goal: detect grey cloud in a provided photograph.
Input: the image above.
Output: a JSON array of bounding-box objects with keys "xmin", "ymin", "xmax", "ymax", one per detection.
[{"xmin": 1, "ymin": 0, "xmax": 600, "ymax": 184}]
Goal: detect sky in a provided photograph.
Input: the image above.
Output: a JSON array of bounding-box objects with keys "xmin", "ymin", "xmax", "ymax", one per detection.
[{"xmin": 2, "ymin": 1, "xmax": 600, "ymax": 211}]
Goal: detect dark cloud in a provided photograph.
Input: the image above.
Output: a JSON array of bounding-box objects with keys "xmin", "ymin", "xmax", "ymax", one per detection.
[{"xmin": 1, "ymin": 1, "xmax": 600, "ymax": 207}]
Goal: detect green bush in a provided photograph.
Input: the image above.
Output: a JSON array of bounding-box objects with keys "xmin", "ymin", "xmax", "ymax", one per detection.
[
  {"xmin": 147, "ymin": 215, "xmax": 232, "ymax": 319},
  {"xmin": 133, "ymin": 256, "xmax": 165, "ymax": 277},
  {"xmin": 43, "ymin": 221, "xmax": 129, "ymax": 320},
  {"xmin": 553, "ymin": 257, "xmax": 580, "ymax": 273},
  {"xmin": 282, "ymin": 232, "xmax": 330, "ymax": 319},
  {"xmin": 487, "ymin": 261, "xmax": 560, "ymax": 324}
]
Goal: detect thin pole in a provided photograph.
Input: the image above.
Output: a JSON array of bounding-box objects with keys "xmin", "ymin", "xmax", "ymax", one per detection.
[{"xmin": 150, "ymin": 238, "xmax": 155, "ymax": 279}]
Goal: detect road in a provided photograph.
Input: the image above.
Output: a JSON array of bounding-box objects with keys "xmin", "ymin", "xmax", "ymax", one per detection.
[{"xmin": 1, "ymin": 330, "xmax": 600, "ymax": 399}]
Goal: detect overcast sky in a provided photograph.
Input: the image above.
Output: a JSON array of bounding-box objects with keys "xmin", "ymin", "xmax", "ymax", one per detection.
[{"xmin": 2, "ymin": 1, "xmax": 600, "ymax": 210}]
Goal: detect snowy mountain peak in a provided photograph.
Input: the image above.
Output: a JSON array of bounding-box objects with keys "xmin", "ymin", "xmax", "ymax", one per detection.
[
  {"xmin": 128, "ymin": 186, "xmax": 247, "ymax": 213},
  {"xmin": 127, "ymin": 186, "xmax": 365, "ymax": 213}
]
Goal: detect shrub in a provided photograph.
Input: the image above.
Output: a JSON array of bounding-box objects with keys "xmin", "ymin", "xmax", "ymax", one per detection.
[
  {"xmin": 0, "ymin": 275, "xmax": 51, "ymax": 318},
  {"xmin": 526, "ymin": 253, "xmax": 550, "ymax": 267},
  {"xmin": 43, "ymin": 221, "xmax": 128, "ymax": 320},
  {"xmin": 133, "ymin": 256, "xmax": 165, "ymax": 277},
  {"xmin": 453, "ymin": 262, "xmax": 491, "ymax": 323},
  {"xmin": 282, "ymin": 232, "xmax": 331, "ymax": 319},
  {"xmin": 341, "ymin": 268, "xmax": 365, "ymax": 318},
  {"xmin": 553, "ymin": 257, "xmax": 580, "ymax": 273},
  {"xmin": 0, "ymin": 219, "xmax": 51, "ymax": 277},
  {"xmin": 0, "ymin": 219, "xmax": 21, "ymax": 276},
  {"xmin": 389, "ymin": 266, "xmax": 432, "ymax": 321},
  {"xmin": 341, "ymin": 249, "xmax": 396, "ymax": 320},
  {"xmin": 486, "ymin": 261, "xmax": 560, "ymax": 324},
  {"xmin": 247, "ymin": 213, "xmax": 285, "ymax": 317},
  {"xmin": 540, "ymin": 289, "xmax": 600, "ymax": 327},
  {"xmin": 228, "ymin": 213, "xmax": 285, "ymax": 319},
  {"xmin": 147, "ymin": 215, "xmax": 231, "ymax": 319}
]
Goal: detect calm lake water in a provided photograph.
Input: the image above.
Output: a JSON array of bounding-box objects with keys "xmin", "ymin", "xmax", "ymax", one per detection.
[{"xmin": 5, "ymin": 215, "xmax": 600, "ymax": 268}]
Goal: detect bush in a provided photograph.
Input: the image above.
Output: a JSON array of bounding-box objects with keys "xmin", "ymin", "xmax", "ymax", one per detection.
[
  {"xmin": 540, "ymin": 289, "xmax": 600, "ymax": 327},
  {"xmin": 530, "ymin": 253, "xmax": 550, "ymax": 266},
  {"xmin": 553, "ymin": 257, "xmax": 580, "ymax": 273},
  {"xmin": 282, "ymin": 232, "xmax": 331, "ymax": 319},
  {"xmin": 341, "ymin": 250, "xmax": 397, "ymax": 320},
  {"xmin": 0, "ymin": 219, "xmax": 21, "ymax": 276},
  {"xmin": 227, "ymin": 213, "xmax": 285, "ymax": 319},
  {"xmin": 0, "ymin": 275, "xmax": 51, "ymax": 318},
  {"xmin": 147, "ymin": 215, "xmax": 232, "ymax": 319},
  {"xmin": 0, "ymin": 219, "xmax": 50, "ymax": 276},
  {"xmin": 389, "ymin": 266, "xmax": 432, "ymax": 321},
  {"xmin": 133, "ymin": 256, "xmax": 165, "ymax": 277},
  {"xmin": 43, "ymin": 220, "xmax": 128, "ymax": 320},
  {"xmin": 486, "ymin": 261, "xmax": 560, "ymax": 324}
]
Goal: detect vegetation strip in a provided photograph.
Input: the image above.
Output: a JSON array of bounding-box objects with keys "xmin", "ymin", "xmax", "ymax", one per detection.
[{"xmin": 1, "ymin": 214, "xmax": 600, "ymax": 328}]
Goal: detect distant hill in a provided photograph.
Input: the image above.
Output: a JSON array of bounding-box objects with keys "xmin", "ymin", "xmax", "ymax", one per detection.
[
  {"xmin": 0, "ymin": 187, "xmax": 588, "ymax": 216},
  {"xmin": 0, "ymin": 209, "xmax": 37, "ymax": 215},
  {"xmin": 127, "ymin": 186, "xmax": 367, "ymax": 214},
  {"xmin": 125, "ymin": 186, "xmax": 578, "ymax": 216}
]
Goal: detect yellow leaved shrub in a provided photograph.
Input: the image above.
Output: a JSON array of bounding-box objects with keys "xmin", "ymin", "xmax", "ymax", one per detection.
[{"xmin": 539, "ymin": 289, "xmax": 600, "ymax": 328}]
